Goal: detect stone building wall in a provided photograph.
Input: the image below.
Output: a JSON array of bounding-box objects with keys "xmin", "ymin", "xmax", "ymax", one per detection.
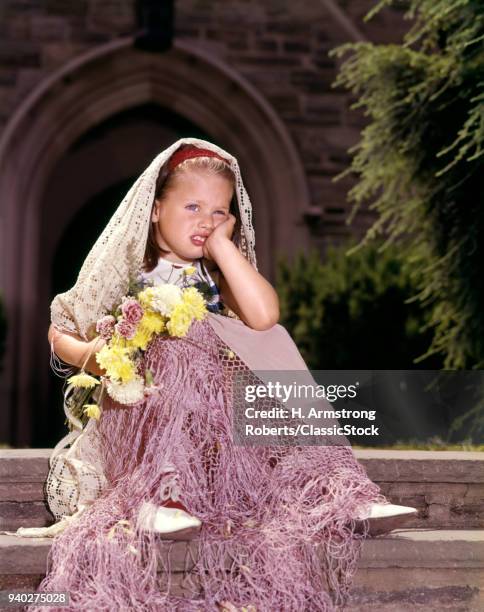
[
  {"xmin": 0, "ymin": 0, "xmax": 411, "ymax": 444},
  {"xmin": 0, "ymin": 0, "xmax": 410, "ymax": 251}
]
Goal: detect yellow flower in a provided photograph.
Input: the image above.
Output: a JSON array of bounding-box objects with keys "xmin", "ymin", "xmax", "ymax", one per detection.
[
  {"xmin": 183, "ymin": 266, "xmax": 197, "ymax": 276},
  {"xmin": 166, "ymin": 303, "xmax": 193, "ymax": 337},
  {"xmin": 83, "ymin": 404, "xmax": 101, "ymax": 420},
  {"xmin": 182, "ymin": 287, "xmax": 207, "ymax": 321},
  {"xmin": 137, "ymin": 287, "xmax": 156, "ymax": 309},
  {"xmin": 67, "ymin": 372, "xmax": 100, "ymax": 388},
  {"xmin": 109, "ymin": 333, "xmax": 128, "ymax": 350},
  {"xmin": 141, "ymin": 310, "xmax": 165, "ymax": 334},
  {"xmin": 95, "ymin": 345, "xmax": 136, "ymax": 383},
  {"xmin": 128, "ymin": 324, "xmax": 153, "ymax": 351},
  {"xmin": 122, "ymin": 311, "xmax": 164, "ymax": 351}
]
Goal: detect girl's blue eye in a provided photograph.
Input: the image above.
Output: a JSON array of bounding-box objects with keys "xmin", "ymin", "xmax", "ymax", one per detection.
[{"xmin": 186, "ymin": 204, "xmax": 198, "ymax": 210}]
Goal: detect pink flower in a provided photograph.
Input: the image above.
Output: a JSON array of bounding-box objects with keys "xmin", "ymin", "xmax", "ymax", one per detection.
[
  {"xmin": 121, "ymin": 298, "xmax": 143, "ymax": 324},
  {"xmin": 96, "ymin": 315, "xmax": 116, "ymax": 340},
  {"xmin": 115, "ymin": 318, "xmax": 137, "ymax": 340}
]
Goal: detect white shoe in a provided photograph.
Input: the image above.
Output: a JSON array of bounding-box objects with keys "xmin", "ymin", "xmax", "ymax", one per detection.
[
  {"xmin": 137, "ymin": 501, "xmax": 202, "ymax": 540},
  {"xmin": 358, "ymin": 503, "xmax": 418, "ymax": 520},
  {"xmin": 354, "ymin": 503, "xmax": 417, "ymax": 536}
]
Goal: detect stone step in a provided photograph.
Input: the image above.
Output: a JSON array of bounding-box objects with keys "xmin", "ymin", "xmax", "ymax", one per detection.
[
  {"xmin": 0, "ymin": 529, "xmax": 482, "ymax": 611},
  {"xmin": 357, "ymin": 449, "xmax": 484, "ymax": 530},
  {"xmin": 347, "ymin": 528, "xmax": 484, "ymax": 611},
  {"xmin": 0, "ymin": 450, "xmax": 52, "ymax": 532},
  {"xmin": 0, "ymin": 449, "xmax": 482, "ymax": 531}
]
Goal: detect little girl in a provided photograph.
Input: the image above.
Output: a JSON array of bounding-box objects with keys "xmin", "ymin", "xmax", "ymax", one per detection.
[{"xmin": 10, "ymin": 139, "xmax": 416, "ymax": 611}]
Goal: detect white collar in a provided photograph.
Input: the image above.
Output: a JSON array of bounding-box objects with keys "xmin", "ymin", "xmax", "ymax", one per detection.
[{"xmin": 156, "ymin": 257, "xmax": 196, "ymax": 269}]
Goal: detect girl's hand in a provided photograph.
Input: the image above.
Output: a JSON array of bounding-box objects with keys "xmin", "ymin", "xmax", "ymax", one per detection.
[
  {"xmin": 48, "ymin": 325, "xmax": 107, "ymax": 377},
  {"xmin": 202, "ymin": 213, "xmax": 236, "ymax": 262},
  {"xmin": 83, "ymin": 336, "xmax": 107, "ymax": 376}
]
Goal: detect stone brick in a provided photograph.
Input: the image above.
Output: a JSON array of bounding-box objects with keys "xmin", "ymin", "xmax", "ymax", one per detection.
[
  {"xmin": 173, "ymin": 26, "xmax": 202, "ymax": 39},
  {"xmin": 327, "ymin": 148, "xmax": 352, "ymax": 166},
  {"xmin": 0, "ymin": 69, "xmax": 16, "ymax": 86},
  {"xmin": 238, "ymin": 68, "xmax": 291, "ymax": 95},
  {"xmin": 293, "ymin": 126, "xmax": 351, "ymax": 173},
  {"xmin": 41, "ymin": 41, "xmax": 88, "ymax": 70},
  {"xmin": 307, "ymin": 174, "xmax": 354, "ymax": 207},
  {"xmin": 312, "ymin": 54, "xmax": 336, "ymax": 71},
  {"xmin": 316, "ymin": 29, "xmax": 332, "ymax": 44},
  {"xmin": 266, "ymin": 94, "xmax": 301, "ymax": 118},
  {"xmin": 360, "ymin": 451, "xmax": 484, "ymax": 484},
  {"xmin": 226, "ymin": 39, "xmax": 249, "ymax": 52},
  {"xmin": 265, "ymin": 21, "xmax": 310, "ymax": 36},
  {"xmin": 347, "ymin": 584, "xmax": 481, "ymax": 611},
  {"xmin": 212, "ymin": 3, "xmax": 265, "ymax": 27},
  {"xmin": 237, "ymin": 55, "xmax": 300, "ymax": 68},
  {"xmin": 175, "ymin": 8, "xmax": 214, "ymax": 28},
  {"xmin": 5, "ymin": 0, "xmax": 43, "ymax": 10},
  {"xmin": 0, "ymin": 450, "xmax": 51, "ymax": 480},
  {"xmin": 283, "ymin": 41, "xmax": 311, "ymax": 54},
  {"xmin": 0, "ymin": 42, "xmax": 40, "ymax": 68},
  {"xmin": 0, "ymin": 501, "xmax": 53, "ymax": 530},
  {"xmin": 206, "ymin": 28, "xmax": 248, "ymax": 51},
  {"xmin": 0, "ymin": 574, "xmax": 44, "ymax": 590},
  {"xmin": 0, "ymin": 86, "xmax": 13, "ymax": 118},
  {"xmin": 291, "ymin": 69, "xmax": 336, "ymax": 94},
  {"xmin": 0, "ymin": 482, "xmax": 45, "ymax": 502},
  {"xmin": 263, "ymin": 1, "xmax": 290, "ymax": 18},
  {"xmin": 6, "ymin": 13, "xmax": 31, "ymax": 39},
  {"xmin": 377, "ymin": 481, "xmax": 484, "ymax": 529},
  {"xmin": 358, "ymin": 10, "xmax": 410, "ymax": 45},
  {"xmin": 46, "ymin": 0, "xmax": 88, "ymax": 17},
  {"xmin": 86, "ymin": 0, "xmax": 136, "ymax": 34},
  {"xmin": 30, "ymin": 15, "xmax": 70, "ymax": 41},
  {"xmin": 254, "ymin": 38, "xmax": 279, "ymax": 53},
  {"xmin": 303, "ymin": 98, "xmax": 341, "ymax": 125},
  {"xmin": 80, "ymin": 30, "xmax": 111, "ymax": 44},
  {"xmin": 14, "ymin": 68, "xmax": 45, "ymax": 101},
  {"xmin": 191, "ymin": 39, "xmax": 226, "ymax": 57}
]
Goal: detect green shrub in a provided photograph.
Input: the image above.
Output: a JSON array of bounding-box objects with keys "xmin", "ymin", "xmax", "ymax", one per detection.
[
  {"xmin": 330, "ymin": 0, "xmax": 484, "ymax": 369},
  {"xmin": 275, "ymin": 239, "xmax": 442, "ymax": 371}
]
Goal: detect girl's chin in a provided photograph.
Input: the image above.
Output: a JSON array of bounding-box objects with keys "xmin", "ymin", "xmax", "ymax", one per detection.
[
  {"xmin": 188, "ymin": 244, "xmax": 204, "ymax": 256},
  {"xmin": 172, "ymin": 246, "xmax": 203, "ymax": 262}
]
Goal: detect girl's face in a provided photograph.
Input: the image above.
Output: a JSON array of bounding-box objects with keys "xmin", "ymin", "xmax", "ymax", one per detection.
[{"xmin": 152, "ymin": 170, "xmax": 234, "ymax": 264}]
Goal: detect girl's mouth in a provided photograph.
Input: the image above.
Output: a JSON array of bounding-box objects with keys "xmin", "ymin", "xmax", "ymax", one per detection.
[{"xmin": 191, "ymin": 235, "xmax": 207, "ymax": 246}]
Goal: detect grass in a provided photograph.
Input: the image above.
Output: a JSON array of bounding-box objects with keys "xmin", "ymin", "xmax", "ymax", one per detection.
[{"xmin": 352, "ymin": 436, "xmax": 483, "ymax": 451}]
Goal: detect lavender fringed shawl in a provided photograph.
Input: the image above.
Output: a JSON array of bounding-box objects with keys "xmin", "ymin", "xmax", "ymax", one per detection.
[{"xmin": 30, "ymin": 314, "xmax": 385, "ymax": 611}]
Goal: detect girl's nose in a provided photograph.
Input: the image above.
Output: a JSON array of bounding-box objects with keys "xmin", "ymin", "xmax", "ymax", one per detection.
[{"xmin": 199, "ymin": 216, "xmax": 213, "ymax": 230}]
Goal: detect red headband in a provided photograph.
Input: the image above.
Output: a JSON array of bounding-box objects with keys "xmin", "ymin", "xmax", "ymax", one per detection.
[{"xmin": 167, "ymin": 146, "xmax": 230, "ymax": 173}]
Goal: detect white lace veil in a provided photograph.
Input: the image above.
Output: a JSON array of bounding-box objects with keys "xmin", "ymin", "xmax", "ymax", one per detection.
[{"xmin": 51, "ymin": 138, "xmax": 258, "ymax": 340}]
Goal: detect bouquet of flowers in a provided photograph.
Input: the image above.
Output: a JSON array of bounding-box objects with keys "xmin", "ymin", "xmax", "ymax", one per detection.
[{"xmin": 66, "ymin": 277, "xmax": 208, "ymax": 422}]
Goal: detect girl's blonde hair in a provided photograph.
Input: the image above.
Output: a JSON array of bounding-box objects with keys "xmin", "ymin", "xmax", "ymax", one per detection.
[{"xmin": 144, "ymin": 151, "xmax": 241, "ymax": 272}]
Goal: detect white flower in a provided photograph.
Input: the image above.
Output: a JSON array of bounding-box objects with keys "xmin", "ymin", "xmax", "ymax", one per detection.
[
  {"xmin": 147, "ymin": 285, "xmax": 183, "ymax": 316},
  {"xmin": 106, "ymin": 376, "xmax": 145, "ymax": 405}
]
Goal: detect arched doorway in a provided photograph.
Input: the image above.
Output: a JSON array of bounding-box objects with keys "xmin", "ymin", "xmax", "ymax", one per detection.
[
  {"xmin": 41, "ymin": 105, "xmax": 209, "ymax": 445},
  {"xmin": 0, "ymin": 39, "xmax": 310, "ymax": 446}
]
